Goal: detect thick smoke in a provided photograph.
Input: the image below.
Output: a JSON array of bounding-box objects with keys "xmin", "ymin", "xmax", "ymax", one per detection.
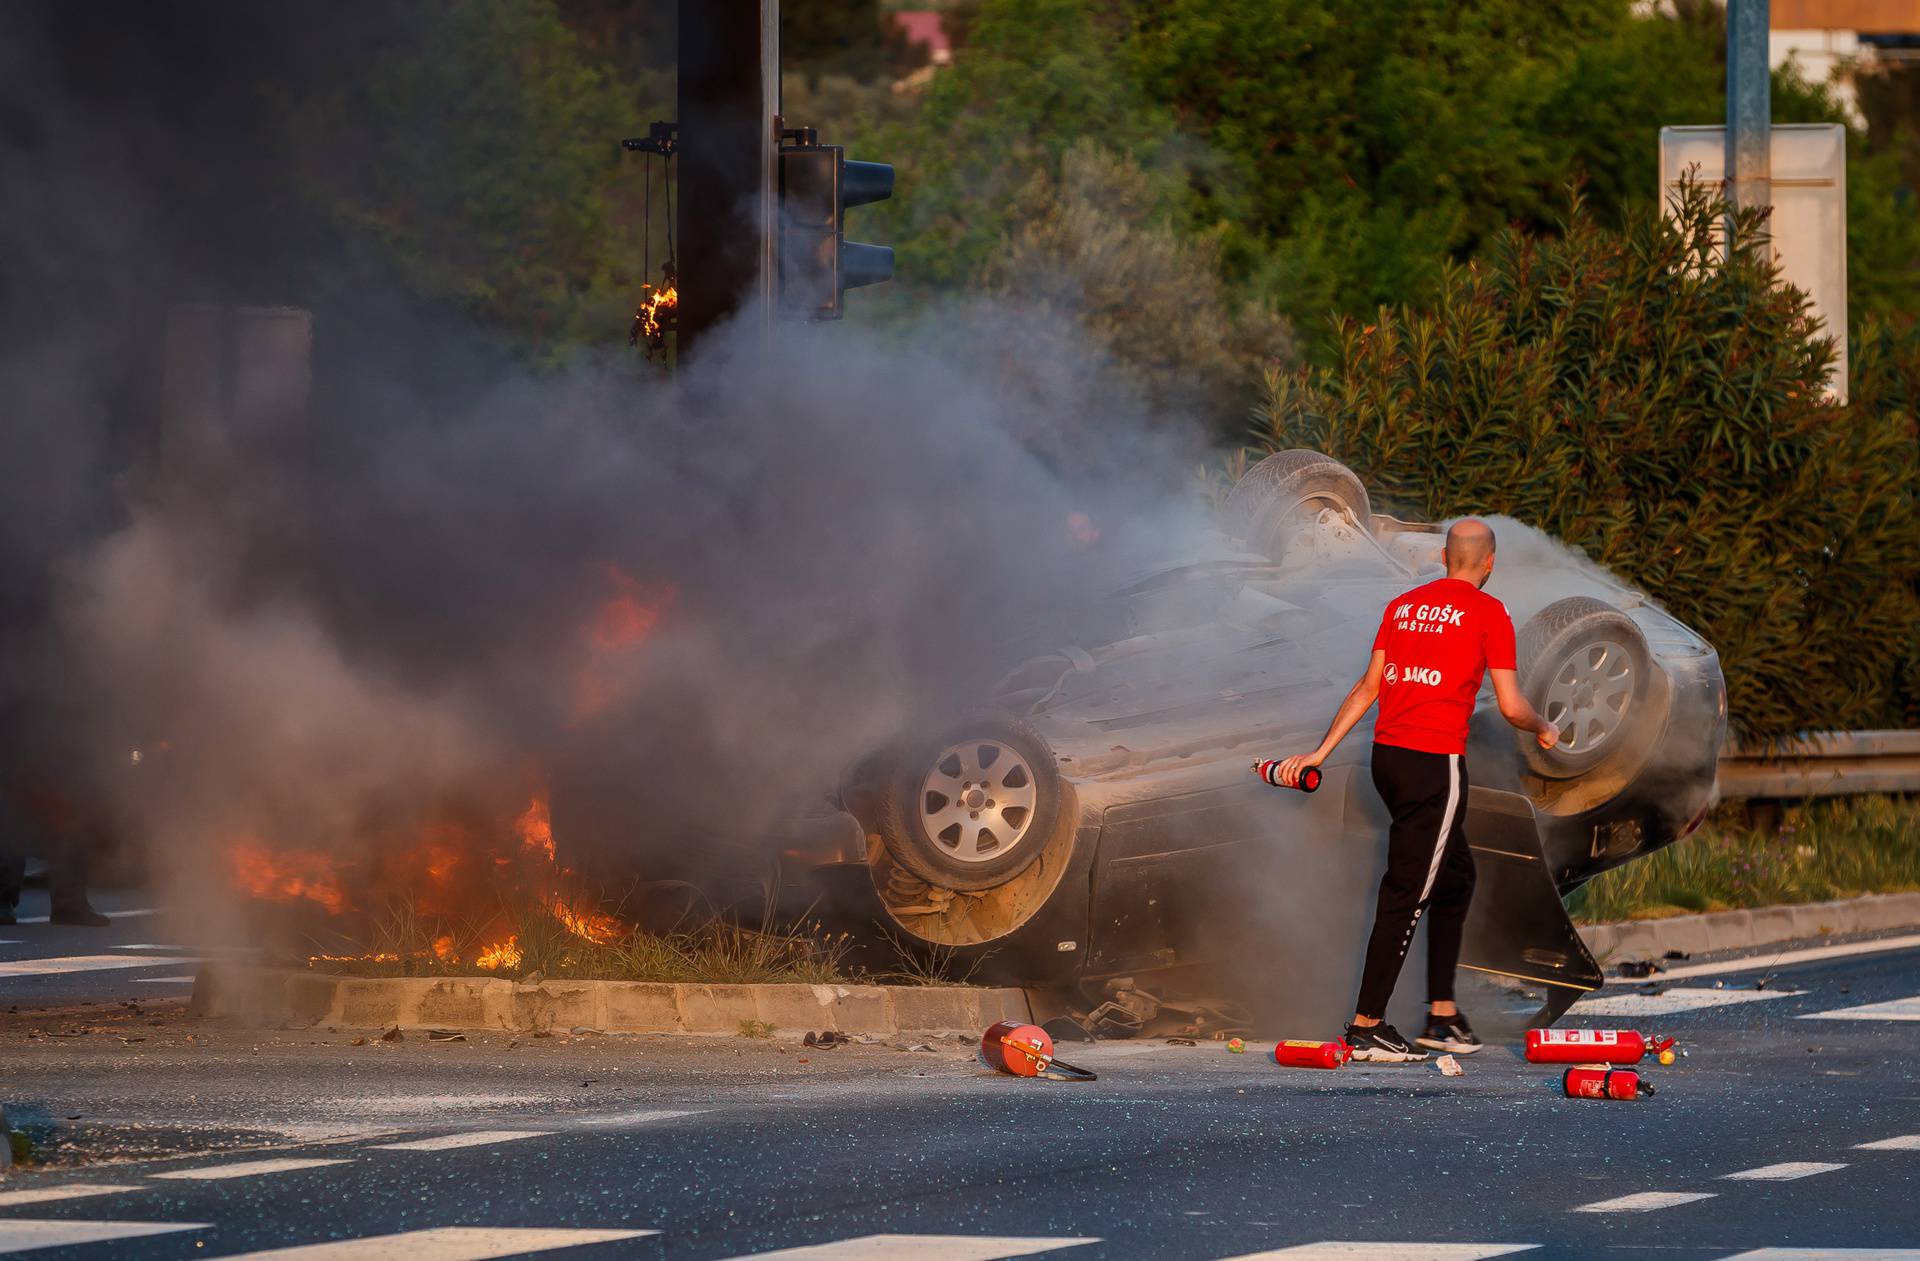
[{"xmin": 0, "ymin": 4, "xmax": 1218, "ymax": 932}]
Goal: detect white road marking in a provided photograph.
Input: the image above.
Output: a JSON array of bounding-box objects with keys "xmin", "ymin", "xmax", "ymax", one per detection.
[
  {"xmin": 0, "ymin": 940, "xmax": 19, "ymax": 946},
  {"xmin": 152, "ymin": 1157, "xmax": 351, "ymax": 1181},
  {"xmin": 1721, "ymin": 1161, "xmax": 1848, "ymax": 1181},
  {"xmin": 1649, "ymin": 934, "xmax": 1920, "ymax": 981},
  {"xmin": 575, "ymin": 1108, "xmax": 704, "ymax": 1126},
  {"xmin": 13, "ymin": 907, "xmax": 164, "ymax": 924},
  {"xmin": 0, "ymin": 1220, "xmax": 206, "ymax": 1251},
  {"xmin": 1219, "ymin": 1245, "xmax": 1537, "ymax": 1260},
  {"xmin": 1856, "ymin": 1134, "xmax": 1920, "ymax": 1150},
  {"xmin": 1574, "ymin": 987, "xmax": 1801, "ymax": 1016},
  {"xmin": 370, "ymin": 1130, "xmax": 555, "ymax": 1152},
  {"xmin": 206, "ymin": 1226, "xmax": 653, "ymax": 1260},
  {"xmin": 1572, "ymin": 1191, "xmax": 1716, "ymax": 1213},
  {"xmin": 1800, "ymin": 996, "xmax": 1920, "ymax": 1022},
  {"xmin": 0, "ymin": 1183, "xmax": 141, "ymax": 1207},
  {"xmin": 0, "ymin": 954, "xmax": 193, "ymax": 978},
  {"xmin": 720, "ymin": 1237, "xmax": 1098, "ymax": 1261},
  {"xmin": 1720, "ymin": 1243, "xmax": 1920, "ymax": 1251},
  {"xmin": 130, "ymin": 975, "xmax": 198, "ymax": 984}
]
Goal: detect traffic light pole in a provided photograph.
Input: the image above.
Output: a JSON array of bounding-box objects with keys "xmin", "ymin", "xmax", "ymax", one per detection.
[
  {"xmin": 676, "ymin": 0, "xmax": 779, "ymax": 360},
  {"xmin": 1726, "ymin": 0, "xmax": 1771, "ymax": 214}
]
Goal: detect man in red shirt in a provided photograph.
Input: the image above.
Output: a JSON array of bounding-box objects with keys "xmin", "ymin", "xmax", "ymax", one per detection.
[{"xmin": 1258, "ymin": 519, "xmax": 1559, "ymax": 1062}]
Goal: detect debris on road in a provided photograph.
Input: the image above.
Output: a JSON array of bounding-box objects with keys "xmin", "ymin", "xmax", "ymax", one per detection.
[
  {"xmin": 427, "ymin": 1029, "xmax": 467, "ymax": 1042},
  {"xmin": 1225, "ymin": 1037, "xmax": 1246, "ymax": 1054},
  {"xmin": 379, "ymin": 1027, "xmax": 403, "ymax": 1043},
  {"xmin": 1616, "ymin": 959, "xmax": 1664, "ymax": 978},
  {"xmin": 1165, "ymin": 1037, "xmax": 1197, "ymax": 1047},
  {"xmin": 803, "ymin": 1030, "xmax": 848, "ymax": 1048},
  {"xmin": 1435, "ymin": 1054, "xmax": 1464, "ymax": 1077}
]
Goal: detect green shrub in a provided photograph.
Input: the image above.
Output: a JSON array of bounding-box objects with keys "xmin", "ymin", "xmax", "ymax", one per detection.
[
  {"xmin": 1569, "ymin": 795, "xmax": 1920, "ymax": 921},
  {"xmin": 1255, "ymin": 179, "xmax": 1920, "ymax": 739}
]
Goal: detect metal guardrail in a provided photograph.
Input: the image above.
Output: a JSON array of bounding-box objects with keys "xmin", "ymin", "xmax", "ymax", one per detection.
[{"xmin": 1717, "ymin": 729, "xmax": 1920, "ymax": 799}]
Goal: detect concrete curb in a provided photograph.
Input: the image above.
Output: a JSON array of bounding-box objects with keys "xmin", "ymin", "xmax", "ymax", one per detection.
[
  {"xmin": 1578, "ymin": 891, "xmax": 1920, "ymax": 963},
  {"xmin": 189, "ymin": 965, "xmax": 1034, "ymax": 1036}
]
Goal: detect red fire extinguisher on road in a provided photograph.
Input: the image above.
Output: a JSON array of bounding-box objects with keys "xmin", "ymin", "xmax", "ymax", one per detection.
[
  {"xmin": 1273, "ymin": 1038, "xmax": 1351, "ymax": 1069},
  {"xmin": 1563, "ymin": 1066, "xmax": 1655, "ymax": 1100},
  {"xmin": 1525, "ymin": 1028, "xmax": 1676, "ymax": 1065},
  {"xmin": 1254, "ymin": 761, "xmax": 1321, "ymax": 793}
]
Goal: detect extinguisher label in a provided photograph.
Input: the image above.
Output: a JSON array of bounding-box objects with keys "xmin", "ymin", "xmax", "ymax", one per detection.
[
  {"xmin": 1282, "ymin": 1040, "xmax": 1330, "ymax": 1049},
  {"xmin": 1543, "ymin": 1030, "xmax": 1620, "ymax": 1045}
]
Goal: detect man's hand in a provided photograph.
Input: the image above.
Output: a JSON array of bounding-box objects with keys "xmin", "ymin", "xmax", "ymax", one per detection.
[
  {"xmin": 1254, "ymin": 752, "xmax": 1325, "ymax": 788},
  {"xmin": 1536, "ymin": 722, "xmax": 1561, "ymax": 751}
]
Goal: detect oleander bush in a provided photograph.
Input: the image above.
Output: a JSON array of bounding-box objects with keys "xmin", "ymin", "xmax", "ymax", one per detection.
[{"xmin": 1255, "ymin": 179, "xmax": 1920, "ymax": 738}]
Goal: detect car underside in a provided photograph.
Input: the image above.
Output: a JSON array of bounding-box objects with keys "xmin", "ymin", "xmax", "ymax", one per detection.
[{"xmin": 793, "ymin": 451, "xmax": 1727, "ymax": 1024}]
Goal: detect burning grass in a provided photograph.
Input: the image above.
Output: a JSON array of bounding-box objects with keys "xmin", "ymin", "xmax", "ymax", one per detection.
[
  {"xmin": 1569, "ymin": 795, "xmax": 1920, "ymax": 923},
  {"xmin": 300, "ymin": 892, "xmax": 852, "ymax": 986}
]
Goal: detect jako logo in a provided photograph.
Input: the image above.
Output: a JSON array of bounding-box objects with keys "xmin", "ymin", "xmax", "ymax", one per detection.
[
  {"xmin": 1390, "ymin": 664, "xmax": 1443, "ymax": 686},
  {"xmin": 1383, "ymin": 663, "xmax": 1398, "ymax": 685}
]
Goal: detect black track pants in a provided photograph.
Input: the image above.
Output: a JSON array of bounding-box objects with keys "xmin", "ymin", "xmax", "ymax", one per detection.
[{"xmin": 1353, "ymin": 743, "xmax": 1477, "ymax": 1020}]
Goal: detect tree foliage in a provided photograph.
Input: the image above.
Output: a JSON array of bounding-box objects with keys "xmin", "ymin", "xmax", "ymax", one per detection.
[{"xmin": 1255, "ymin": 181, "xmax": 1920, "ymax": 738}]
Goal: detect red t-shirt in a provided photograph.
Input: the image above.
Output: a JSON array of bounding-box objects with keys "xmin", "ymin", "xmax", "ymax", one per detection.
[{"xmin": 1369, "ymin": 577, "xmax": 1518, "ymax": 755}]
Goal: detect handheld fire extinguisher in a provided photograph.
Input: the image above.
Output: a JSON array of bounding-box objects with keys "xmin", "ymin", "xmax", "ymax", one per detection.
[
  {"xmin": 1563, "ymin": 1066, "xmax": 1655, "ymax": 1100},
  {"xmin": 1254, "ymin": 760, "xmax": 1321, "ymax": 793},
  {"xmin": 1524, "ymin": 1028, "xmax": 1677, "ymax": 1065},
  {"xmin": 1273, "ymin": 1038, "xmax": 1351, "ymax": 1069}
]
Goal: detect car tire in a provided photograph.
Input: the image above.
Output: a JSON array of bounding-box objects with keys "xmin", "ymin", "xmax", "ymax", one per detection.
[
  {"xmin": 1224, "ymin": 449, "xmax": 1373, "ymax": 562},
  {"xmin": 1517, "ymin": 597, "xmax": 1662, "ymax": 780},
  {"xmin": 875, "ymin": 712, "xmax": 1064, "ymax": 893}
]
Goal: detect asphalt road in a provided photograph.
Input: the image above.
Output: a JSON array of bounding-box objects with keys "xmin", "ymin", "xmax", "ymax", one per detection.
[{"xmin": 3, "ymin": 891, "xmax": 1919, "ymax": 1260}]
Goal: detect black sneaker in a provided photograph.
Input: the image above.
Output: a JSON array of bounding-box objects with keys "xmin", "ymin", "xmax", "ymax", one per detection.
[
  {"xmin": 1416, "ymin": 1012, "xmax": 1483, "ymax": 1054},
  {"xmin": 1343, "ymin": 1022, "xmax": 1428, "ymax": 1063}
]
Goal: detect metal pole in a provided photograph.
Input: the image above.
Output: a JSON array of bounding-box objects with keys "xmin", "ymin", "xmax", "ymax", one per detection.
[
  {"xmin": 676, "ymin": 0, "xmax": 779, "ymax": 361},
  {"xmin": 1726, "ymin": 0, "xmax": 1771, "ymax": 216}
]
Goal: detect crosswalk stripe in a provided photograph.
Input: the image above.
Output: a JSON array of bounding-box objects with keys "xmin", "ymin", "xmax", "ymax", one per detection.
[
  {"xmin": 576, "ymin": 1108, "xmax": 704, "ymax": 1127},
  {"xmin": 0, "ymin": 1219, "xmax": 206, "ymax": 1251},
  {"xmin": 203, "ymin": 1226, "xmax": 653, "ymax": 1260},
  {"xmin": 0, "ymin": 954, "xmax": 192, "ymax": 978},
  {"xmin": 1218, "ymin": 1245, "xmax": 1537, "ymax": 1260},
  {"xmin": 0, "ymin": 1184, "xmax": 141, "ymax": 1207},
  {"xmin": 1652, "ymin": 934, "xmax": 1920, "ymax": 980},
  {"xmin": 131, "ymin": 975, "xmax": 198, "ymax": 984},
  {"xmin": 1798, "ymin": 996, "xmax": 1920, "ymax": 1022},
  {"xmin": 152, "ymin": 1158, "xmax": 352, "ymax": 1181},
  {"xmin": 1721, "ymin": 1161, "xmax": 1847, "ymax": 1181},
  {"xmin": 720, "ymin": 1235, "xmax": 1099, "ymax": 1260},
  {"xmin": 370, "ymin": 1130, "xmax": 554, "ymax": 1152},
  {"xmin": 1572, "ymin": 987, "xmax": 1800, "ymax": 1016},
  {"xmin": 1572, "ymin": 1191, "xmax": 1716, "ymax": 1213},
  {"xmin": 12, "ymin": 907, "xmax": 164, "ymax": 925},
  {"xmin": 1856, "ymin": 1134, "xmax": 1920, "ymax": 1150},
  {"xmin": 1720, "ymin": 1243, "xmax": 1920, "ymax": 1251}
]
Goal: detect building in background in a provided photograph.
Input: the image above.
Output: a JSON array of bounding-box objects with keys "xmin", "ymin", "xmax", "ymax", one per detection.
[{"xmin": 1771, "ymin": 0, "xmax": 1920, "ymax": 118}]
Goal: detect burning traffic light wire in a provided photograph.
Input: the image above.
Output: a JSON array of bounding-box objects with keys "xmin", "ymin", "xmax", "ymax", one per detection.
[{"xmin": 624, "ymin": 122, "xmax": 679, "ymax": 361}]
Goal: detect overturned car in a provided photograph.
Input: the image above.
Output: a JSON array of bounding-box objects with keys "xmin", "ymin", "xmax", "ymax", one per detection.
[{"xmin": 794, "ymin": 451, "xmax": 1726, "ymax": 1024}]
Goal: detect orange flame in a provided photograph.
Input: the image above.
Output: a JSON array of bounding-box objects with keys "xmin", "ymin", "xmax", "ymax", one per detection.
[
  {"xmin": 572, "ymin": 565, "xmax": 674, "ymax": 722},
  {"xmin": 516, "ymin": 794, "xmax": 555, "ymax": 861},
  {"xmin": 475, "ymin": 936, "xmax": 522, "ymax": 970},
  {"xmin": 551, "ymin": 894, "xmax": 624, "ymax": 946},
  {"xmin": 227, "ymin": 837, "xmax": 349, "ymax": 915},
  {"xmin": 631, "ymin": 283, "xmax": 677, "ymax": 351}
]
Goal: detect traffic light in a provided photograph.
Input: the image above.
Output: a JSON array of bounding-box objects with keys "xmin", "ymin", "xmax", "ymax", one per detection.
[{"xmin": 778, "ymin": 136, "xmax": 894, "ymax": 319}]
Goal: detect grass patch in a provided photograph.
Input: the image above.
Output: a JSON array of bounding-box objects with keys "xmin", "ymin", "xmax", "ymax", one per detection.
[
  {"xmin": 1569, "ymin": 795, "xmax": 1920, "ymax": 923},
  {"xmin": 303, "ymin": 892, "xmax": 853, "ymax": 986}
]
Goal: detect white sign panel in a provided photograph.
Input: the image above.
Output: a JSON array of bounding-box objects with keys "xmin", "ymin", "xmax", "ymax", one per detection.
[{"xmin": 1659, "ymin": 123, "xmax": 1848, "ymax": 402}]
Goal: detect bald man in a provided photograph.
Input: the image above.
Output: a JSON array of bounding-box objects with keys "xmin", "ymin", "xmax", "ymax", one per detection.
[{"xmin": 1256, "ymin": 519, "xmax": 1559, "ymax": 1061}]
